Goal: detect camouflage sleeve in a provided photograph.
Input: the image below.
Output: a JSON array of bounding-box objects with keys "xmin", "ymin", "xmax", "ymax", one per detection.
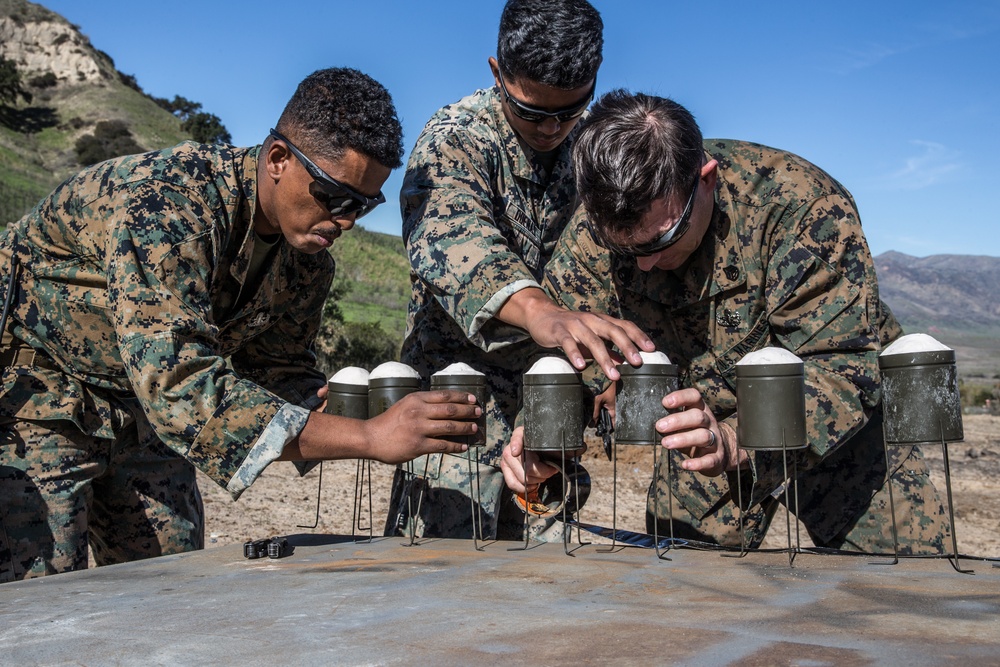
[
  {"xmin": 402, "ymin": 127, "xmax": 541, "ymax": 350},
  {"xmin": 109, "ymin": 182, "xmax": 293, "ymax": 490},
  {"xmin": 738, "ymin": 191, "xmax": 885, "ymax": 505},
  {"xmin": 543, "ymin": 211, "xmax": 621, "ymax": 397}
]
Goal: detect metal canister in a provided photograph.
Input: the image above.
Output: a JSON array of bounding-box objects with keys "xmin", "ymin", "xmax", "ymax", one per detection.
[
  {"xmin": 430, "ymin": 370, "xmax": 488, "ymax": 447},
  {"xmin": 326, "ymin": 368, "xmax": 370, "ymax": 421},
  {"xmin": 615, "ymin": 362, "xmax": 679, "ymax": 445},
  {"xmin": 368, "ymin": 376, "xmax": 421, "ymax": 417},
  {"xmin": 522, "ymin": 371, "xmax": 586, "ymax": 452},
  {"xmin": 879, "ymin": 349, "xmax": 963, "ymax": 445},
  {"xmin": 735, "ymin": 361, "xmax": 807, "ymax": 451}
]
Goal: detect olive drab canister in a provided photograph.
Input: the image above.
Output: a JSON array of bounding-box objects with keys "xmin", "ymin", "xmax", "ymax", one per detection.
[
  {"xmin": 326, "ymin": 367, "xmax": 370, "ymax": 421},
  {"xmin": 522, "ymin": 357, "xmax": 587, "ymax": 452},
  {"xmin": 879, "ymin": 335, "xmax": 963, "ymax": 446},
  {"xmin": 614, "ymin": 353, "xmax": 678, "ymax": 446},
  {"xmin": 431, "ymin": 363, "xmax": 488, "ymax": 448},
  {"xmin": 735, "ymin": 348, "xmax": 807, "ymax": 451},
  {"xmin": 368, "ymin": 362, "xmax": 421, "ymax": 417}
]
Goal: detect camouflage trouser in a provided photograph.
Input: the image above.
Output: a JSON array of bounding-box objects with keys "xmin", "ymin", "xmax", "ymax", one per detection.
[
  {"xmin": 384, "ymin": 452, "xmax": 563, "ymax": 542},
  {"xmin": 0, "ymin": 417, "xmax": 204, "ymax": 583},
  {"xmin": 646, "ymin": 427, "xmax": 950, "ymax": 556}
]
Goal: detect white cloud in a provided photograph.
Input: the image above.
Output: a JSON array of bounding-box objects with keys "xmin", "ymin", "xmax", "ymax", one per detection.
[{"xmin": 877, "ymin": 140, "xmax": 962, "ymax": 191}]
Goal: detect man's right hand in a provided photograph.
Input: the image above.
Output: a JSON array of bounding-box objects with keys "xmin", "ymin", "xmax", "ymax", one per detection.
[
  {"xmin": 499, "ymin": 425, "xmax": 561, "ymax": 495},
  {"xmin": 364, "ymin": 390, "xmax": 481, "ymax": 464},
  {"xmin": 283, "ymin": 389, "xmax": 480, "ymax": 463}
]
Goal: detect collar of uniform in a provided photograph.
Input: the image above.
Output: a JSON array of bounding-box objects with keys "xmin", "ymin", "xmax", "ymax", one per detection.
[
  {"xmin": 486, "ymin": 87, "xmax": 576, "ymax": 186},
  {"xmin": 230, "ymin": 146, "xmax": 263, "ymax": 286}
]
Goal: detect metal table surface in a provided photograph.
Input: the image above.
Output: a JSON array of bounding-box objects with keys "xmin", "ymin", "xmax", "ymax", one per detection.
[{"xmin": 1, "ymin": 533, "xmax": 998, "ymax": 666}]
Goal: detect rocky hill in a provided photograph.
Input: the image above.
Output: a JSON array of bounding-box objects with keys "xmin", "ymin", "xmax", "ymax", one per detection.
[{"xmin": 0, "ymin": 0, "xmax": 188, "ymax": 223}]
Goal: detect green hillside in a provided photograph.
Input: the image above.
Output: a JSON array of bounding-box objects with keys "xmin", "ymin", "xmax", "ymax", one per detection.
[{"xmin": 329, "ymin": 226, "xmax": 410, "ymax": 340}]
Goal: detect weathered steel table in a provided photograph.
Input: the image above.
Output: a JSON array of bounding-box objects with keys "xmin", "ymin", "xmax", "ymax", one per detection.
[{"xmin": 1, "ymin": 534, "xmax": 997, "ymax": 665}]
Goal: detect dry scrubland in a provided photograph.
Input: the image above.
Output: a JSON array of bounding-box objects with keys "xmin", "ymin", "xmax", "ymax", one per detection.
[{"xmin": 199, "ymin": 414, "xmax": 1000, "ymax": 560}]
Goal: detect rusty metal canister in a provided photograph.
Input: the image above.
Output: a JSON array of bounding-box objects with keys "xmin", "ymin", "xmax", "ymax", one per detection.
[
  {"xmin": 735, "ymin": 361, "xmax": 807, "ymax": 451},
  {"xmin": 523, "ymin": 371, "xmax": 586, "ymax": 452},
  {"xmin": 615, "ymin": 362, "xmax": 679, "ymax": 445},
  {"xmin": 879, "ymin": 349, "xmax": 963, "ymax": 445}
]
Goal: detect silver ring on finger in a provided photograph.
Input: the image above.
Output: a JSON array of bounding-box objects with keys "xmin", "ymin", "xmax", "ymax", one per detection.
[{"xmin": 706, "ymin": 429, "xmax": 716, "ymax": 448}]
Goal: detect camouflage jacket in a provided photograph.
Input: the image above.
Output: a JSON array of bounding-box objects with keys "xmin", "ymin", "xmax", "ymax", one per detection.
[
  {"xmin": 399, "ymin": 88, "xmax": 582, "ymax": 461},
  {"xmin": 545, "ymin": 139, "xmax": 903, "ymax": 511},
  {"xmin": 0, "ymin": 142, "xmax": 330, "ymax": 497}
]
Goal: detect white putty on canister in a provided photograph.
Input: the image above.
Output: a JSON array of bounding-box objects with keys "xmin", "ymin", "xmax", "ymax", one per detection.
[
  {"xmin": 736, "ymin": 346, "xmax": 802, "ymax": 366},
  {"xmin": 433, "ymin": 362, "xmax": 485, "ymax": 377},
  {"xmin": 329, "ymin": 367, "xmax": 370, "ymax": 385},
  {"xmin": 881, "ymin": 333, "xmax": 952, "ymax": 356},
  {"xmin": 525, "ymin": 356, "xmax": 577, "ymax": 375},
  {"xmin": 369, "ymin": 361, "xmax": 421, "ymax": 380}
]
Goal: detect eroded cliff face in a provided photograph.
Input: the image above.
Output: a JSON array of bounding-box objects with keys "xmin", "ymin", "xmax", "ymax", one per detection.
[{"xmin": 0, "ymin": 13, "xmax": 115, "ymax": 84}]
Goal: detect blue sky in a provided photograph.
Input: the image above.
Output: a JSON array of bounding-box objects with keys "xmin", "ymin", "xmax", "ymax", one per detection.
[{"xmin": 41, "ymin": 0, "xmax": 1000, "ymax": 258}]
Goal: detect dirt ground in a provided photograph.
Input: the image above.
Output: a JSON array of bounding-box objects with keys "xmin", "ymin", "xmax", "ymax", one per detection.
[{"xmin": 200, "ymin": 413, "xmax": 1000, "ymax": 559}]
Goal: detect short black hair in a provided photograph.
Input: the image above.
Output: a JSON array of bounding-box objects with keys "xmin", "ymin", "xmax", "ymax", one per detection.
[
  {"xmin": 275, "ymin": 67, "xmax": 404, "ymax": 169},
  {"xmin": 497, "ymin": 0, "xmax": 603, "ymax": 89},
  {"xmin": 572, "ymin": 90, "xmax": 703, "ymax": 247}
]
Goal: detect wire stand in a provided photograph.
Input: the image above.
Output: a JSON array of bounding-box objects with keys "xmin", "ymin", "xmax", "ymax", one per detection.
[
  {"xmin": 880, "ymin": 421, "xmax": 973, "ymax": 574},
  {"xmin": 352, "ymin": 459, "xmax": 373, "ymax": 543},
  {"xmin": 723, "ymin": 430, "xmax": 801, "ymax": 567},
  {"xmin": 402, "ymin": 455, "xmax": 432, "ymax": 547},
  {"xmin": 297, "ymin": 461, "xmax": 323, "ymax": 530},
  {"xmin": 466, "ymin": 452, "xmax": 486, "ymax": 551},
  {"xmin": 652, "ymin": 446, "xmax": 676, "ymax": 560}
]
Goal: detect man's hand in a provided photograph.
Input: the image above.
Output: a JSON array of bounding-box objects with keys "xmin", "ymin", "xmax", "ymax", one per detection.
[
  {"xmin": 656, "ymin": 388, "xmax": 746, "ymax": 477},
  {"xmin": 363, "ymin": 390, "xmax": 481, "ymax": 464},
  {"xmin": 498, "ymin": 287, "xmax": 655, "ymax": 381},
  {"xmin": 284, "ymin": 390, "xmax": 480, "ymax": 463},
  {"xmin": 499, "ymin": 426, "xmax": 561, "ymax": 495}
]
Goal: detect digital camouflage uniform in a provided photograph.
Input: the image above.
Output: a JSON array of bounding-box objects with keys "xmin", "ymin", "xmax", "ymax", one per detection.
[
  {"xmin": 390, "ymin": 88, "xmax": 583, "ymax": 540},
  {"xmin": 0, "ymin": 142, "xmax": 330, "ymax": 581},
  {"xmin": 544, "ymin": 139, "xmax": 949, "ymax": 554}
]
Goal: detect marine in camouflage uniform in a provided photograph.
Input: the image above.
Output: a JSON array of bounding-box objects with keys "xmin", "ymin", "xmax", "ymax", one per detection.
[
  {"xmin": 393, "ymin": 87, "xmax": 584, "ymax": 541},
  {"xmin": 0, "ymin": 68, "xmax": 473, "ymax": 582},
  {"xmin": 390, "ymin": 0, "xmax": 605, "ymax": 541},
  {"xmin": 543, "ymin": 94, "xmax": 949, "ymax": 554},
  {"xmin": 0, "ymin": 141, "xmax": 331, "ymax": 581}
]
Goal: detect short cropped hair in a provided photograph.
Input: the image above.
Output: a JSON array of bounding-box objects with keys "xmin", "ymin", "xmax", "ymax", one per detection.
[
  {"xmin": 275, "ymin": 67, "xmax": 404, "ymax": 169},
  {"xmin": 497, "ymin": 0, "xmax": 603, "ymax": 89},
  {"xmin": 572, "ymin": 90, "xmax": 703, "ymax": 247}
]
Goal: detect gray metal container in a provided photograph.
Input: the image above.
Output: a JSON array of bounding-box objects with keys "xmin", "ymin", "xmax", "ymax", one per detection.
[
  {"xmin": 326, "ymin": 380, "xmax": 369, "ymax": 420},
  {"xmin": 368, "ymin": 377, "xmax": 421, "ymax": 417},
  {"xmin": 615, "ymin": 363, "xmax": 679, "ymax": 445},
  {"xmin": 523, "ymin": 372, "xmax": 586, "ymax": 452},
  {"xmin": 879, "ymin": 349, "xmax": 963, "ymax": 445},
  {"xmin": 430, "ymin": 373, "xmax": 488, "ymax": 447},
  {"xmin": 735, "ymin": 362, "xmax": 807, "ymax": 451}
]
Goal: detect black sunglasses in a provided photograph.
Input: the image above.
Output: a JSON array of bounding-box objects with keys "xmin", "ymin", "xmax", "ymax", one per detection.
[
  {"xmin": 269, "ymin": 129, "xmax": 385, "ymax": 219},
  {"xmin": 627, "ymin": 172, "xmax": 700, "ymax": 257},
  {"xmin": 496, "ymin": 70, "xmax": 594, "ymax": 123}
]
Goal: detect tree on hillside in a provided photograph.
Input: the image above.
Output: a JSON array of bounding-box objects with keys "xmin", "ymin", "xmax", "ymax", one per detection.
[
  {"xmin": 152, "ymin": 94, "xmax": 232, "ymax": 144},
  {"xmin": 74, "ymin": 120, "xmax": 145, "ymax": 166},
  {"xmin": 183, "ymin": 111, "xmax": 232, "ymax": 144},
  {"xmin": 0, "ymin": 55, "xmax": 32, "ymax": 107}
]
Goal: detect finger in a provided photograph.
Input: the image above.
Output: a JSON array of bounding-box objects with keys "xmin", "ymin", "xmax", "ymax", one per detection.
[
  {"xmin": 508, "ymin": 426, "xmax": 524, "ymax": 457},
  {"xmin": 421, "ymin": 389, "xmax": 480, "ymax": 405},
  {"xmin": 423, "ymin": 438, "xmax": 470, "ymax": 456},
  {"xmin": 501, "ymin": 454, "xmax": 528, "ymax": 494},
  {"xmin": 663, "ymin": 387, "xmax": 707, "ymax": 412}
]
